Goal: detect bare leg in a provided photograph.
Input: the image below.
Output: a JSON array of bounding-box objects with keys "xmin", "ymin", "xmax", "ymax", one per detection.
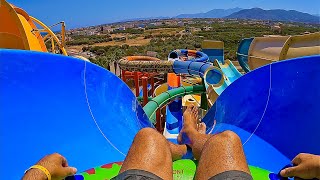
[
  {"xmin": 195, "ymin": 131, "xmax": 250, "ymax": 179},
  {"xmin": 178, "ymin": 106, "xmax": 209, "ymax": 159},
  {"xmin": 169, "ymin": 142, "xmax": 187, "ymax": 161},
  {"xmin": 119, "ymin": 128, "xmax": 187, "ymax": 180},
  {"xmin": 178, "ymin": 106, "xmax": 251, "ymax": 180}
]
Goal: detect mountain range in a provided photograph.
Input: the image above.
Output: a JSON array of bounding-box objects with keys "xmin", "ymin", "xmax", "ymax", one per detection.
[
  {"xmin": 226, "ymin": 8, "xmax": 320, "ymax": 23},
  {"xmin": 175, "ymin": 8, "xmax": 242, "ymax": 18},
  {"xmin": 174, "ymin": 8, "xmax": 319, "ymax": 24}
]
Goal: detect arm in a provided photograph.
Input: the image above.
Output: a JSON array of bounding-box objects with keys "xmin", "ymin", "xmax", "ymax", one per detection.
[
  {"xmin": 23, "ymin": 153, "xmax": 77, "ymax": 180},
  {"xmin": 23, "ymin": 169, "xmax": 47, "ymax": 180},
  {"xmin": 280, "ymin": 153, "xmax": 320, "ymax": 179}
]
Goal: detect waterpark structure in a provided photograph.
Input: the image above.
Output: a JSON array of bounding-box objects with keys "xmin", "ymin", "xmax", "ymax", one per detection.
[{"xmin": 1, "ymin": 0, "xmax": 320, "ymax": 179}]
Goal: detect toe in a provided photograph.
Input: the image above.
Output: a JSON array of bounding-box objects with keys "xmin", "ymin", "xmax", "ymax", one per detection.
[
  {"xmin": 198, "ymin": 122, "xmax": 206, "ymax": 134},
  {"xmin": 192, "ymin": 106, "xmax": 198, "ymax": 119},
  {"xmin": 184, "ymin": 105, "xmax": 193, "ymax": 117},
  {"xmin": 191, "ymin": 106, "xmax": 197, "ymax": 112}
]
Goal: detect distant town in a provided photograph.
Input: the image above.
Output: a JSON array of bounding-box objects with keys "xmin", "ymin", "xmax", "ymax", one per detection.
[
  {"xmin": 62, "ymin": 18, "xmax": 319, "ymax": 70},
  {"xmin": 67, "ymin": 18, "xmax": 318, "ymax": 37}
]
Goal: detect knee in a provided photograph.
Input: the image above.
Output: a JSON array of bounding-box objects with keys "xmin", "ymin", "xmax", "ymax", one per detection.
[
  {"xmin": 216, "ymin": 130, "xmax": 241, "ymax": 143},
  {"xmin": 137, "ymin": 127, "xmax": 158, "ymax": 135},
  {"xmin": 135, "ymin": 128, "xmax": 166, "ymax": 144},
  {"xmin": 136, "ymin": 128, "xmax": 158, "ymax": 138}
]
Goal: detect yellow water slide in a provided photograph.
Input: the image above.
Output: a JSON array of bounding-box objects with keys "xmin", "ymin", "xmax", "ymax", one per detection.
[
  {"xmin": 0, "ymin": 0, "xmax": 67, "ymax": 55},
  {"xmin": 248, "ymin": 32, "xmax": 320, "ymax": 70}
]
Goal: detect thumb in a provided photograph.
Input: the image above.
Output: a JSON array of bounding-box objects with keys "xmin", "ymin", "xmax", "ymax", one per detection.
[
  {"xmin": 280, "ymin": 166, "xmax": 299, "ymax": 177},
  {"xmin": 62, "ymin": 167, "xmax": 77, "ymax": 176}
]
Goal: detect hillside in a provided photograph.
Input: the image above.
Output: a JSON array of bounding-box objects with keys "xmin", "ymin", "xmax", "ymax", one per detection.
[
  {"xmin": 226, "ymin": 8, "xmax": 320, "ymax": 23},
  {"xmin": 175, "ymin": 8, "xmax": 242, "ymax": 18}
]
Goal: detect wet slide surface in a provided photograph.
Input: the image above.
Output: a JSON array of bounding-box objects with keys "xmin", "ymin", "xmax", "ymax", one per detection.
[{"xmin": 0, "ymin": 50, "xmax": 152, "ymax": 179}]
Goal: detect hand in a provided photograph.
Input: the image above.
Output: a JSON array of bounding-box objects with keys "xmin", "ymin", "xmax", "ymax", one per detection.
[
  {"xmin": 24, "ymin": 153, "xmax": 77, "ymax": 180},
  {"xmin": 280, "ymin": 153, "xmax": 320, "ymax": 179}
]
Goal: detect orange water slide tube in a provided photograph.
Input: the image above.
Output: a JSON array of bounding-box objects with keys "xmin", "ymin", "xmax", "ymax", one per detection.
[{"xmin": 0, "ymin": 0, "xmax": 47, "ymax": 52}]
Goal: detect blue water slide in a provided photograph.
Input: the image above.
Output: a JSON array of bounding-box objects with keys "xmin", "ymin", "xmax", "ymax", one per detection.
[
  {"xmin": 0, "ymin": 50, "xmax": 152, "ymax": 179},
  {"xmin": 168, "ymin": 49, "xmax": 209, "ymax": 62},
  {"xmin": 237, "ymin": 38, "xmax": 254, "ymax": 72},
  {"xmin": 2, "ymin": 49, "xmax": 319, "ymax": 179},
  {"xmin": 172, "ymin": 60, "xmax": 228, "ymax": 92},
  {"xmin": 214, "ymin": 60, "xmax": 242, "ymax": 85},
  {"xmin": 193, "ymin": 51, "xmax": 209, "ymax": 62},
  {"xmin": 201, "ymin": 48, "xmax": 224, "ymax": 63},
  {"xmin": 203, "ymin": 55, "xmax": 320, "ymax": 172},
  {"xmin": 165, "ymin": 98, "xmax": 183, "ymax": 135},
  {"xmin": 172, "ymin": 60, "xmax": 212, "ymax": 78}
]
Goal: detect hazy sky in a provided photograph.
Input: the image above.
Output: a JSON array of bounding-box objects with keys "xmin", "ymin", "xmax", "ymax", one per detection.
[{"xmin": 8, "ymin": 0, "xmax": 320, "ymax": 29}]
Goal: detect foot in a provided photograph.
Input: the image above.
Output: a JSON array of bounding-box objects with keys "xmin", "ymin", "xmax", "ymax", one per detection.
[
  {"xmin": 178, "ymin": 105, "xmax": 201, "ymax": 145},
  {"xmin": 169, "ymin": 143, "xmax": 187, "ymax": 161}
]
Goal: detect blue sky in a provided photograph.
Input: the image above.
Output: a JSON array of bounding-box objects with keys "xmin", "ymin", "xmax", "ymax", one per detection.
[{"xmin": 8, "ymin": 0, "xmax": 320, "ymax": 29}]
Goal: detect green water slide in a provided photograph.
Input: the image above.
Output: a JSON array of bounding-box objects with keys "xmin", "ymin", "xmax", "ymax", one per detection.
[{"xmin": 143, "ymin": 85, "xmax": 206, "ymax": 122}]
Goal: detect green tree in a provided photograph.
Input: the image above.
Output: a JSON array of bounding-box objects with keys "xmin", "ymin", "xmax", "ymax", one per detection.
[{"xmin": 96, "ymin": 49, "xmax": 106, "ymax": 56}]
